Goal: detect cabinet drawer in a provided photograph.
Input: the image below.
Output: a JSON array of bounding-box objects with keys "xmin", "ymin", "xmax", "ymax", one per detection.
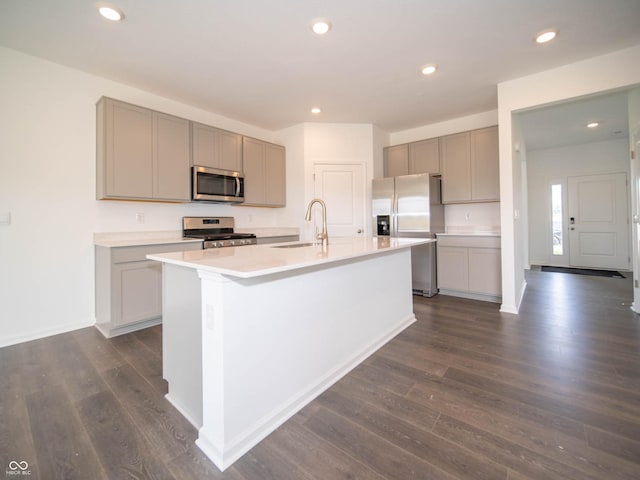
[
  {"xmin": 111, "ymin": 242, "xmax": 202, "ymax": 263},
  {"xmin": 437, "ymin": 235, "xmax": 500, "ymax": 249}
]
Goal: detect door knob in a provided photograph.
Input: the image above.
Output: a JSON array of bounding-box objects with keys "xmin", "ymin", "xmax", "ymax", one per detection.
[{"xmin": 357, "ymin": 229, "xmax": 363, "ymax": 234}]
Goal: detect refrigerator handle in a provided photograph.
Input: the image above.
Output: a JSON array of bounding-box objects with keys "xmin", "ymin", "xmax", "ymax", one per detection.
[{"xmin": 392, "ymin": 192, "xmax": 398, "ymax": 236}]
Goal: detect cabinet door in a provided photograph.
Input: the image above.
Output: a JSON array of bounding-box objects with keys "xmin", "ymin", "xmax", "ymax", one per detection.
[
  {"xmin": 441, "ymin": 131, "xmax": 471, "ymax": 203},
  {"xmin": 384, "ymin": 145, "xmax": 409, "ymax": 177},
  {"xmin": 470, "ymin": 126, "xmax": 500, "ymax": 201},
  {"xmin": 191, "ymin": 122, "xmax": 217, "ymax": 168},
  {"xmin": 437, "ymin": 246, "xmax": 469, "ymax": 290},
  {"xmin": 242, "ymin": 137, "xmax": 266, "ymax": 204},
  {"xmin": 153, "ymin": 112, "xmax": 190, "ymax": 201},
  {"xmin": 409, "ymin": 138, "xmax": 439, "ymax": 174},
  {"xmin": 218, "ymin": 129, "xmax": 243, "ymax": 173},
  {"xmin": 104, "ymin": 99, "xmax": 153, "ymax": 198},
  {"xmin": 265, "ymin": 143, "xmax": 286, "ymax": 206},
  {"xmin": 113, "ymin": 260, "xmax": 162, "ymax": 328},
  {"xmin": 468, "ymin": 248, "xmax": 501, "ymax": 295}
]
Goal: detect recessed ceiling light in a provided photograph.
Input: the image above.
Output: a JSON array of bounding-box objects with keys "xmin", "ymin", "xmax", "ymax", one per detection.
[
  {"xmin": 97, "ymin": 3, "xmax": 124, "ymax": 21},
  {"xmin": 421, "ymin": 64, "xmax": 438, "ymax": 75},
  {"xmin": 311, "ymin": 107, "xmax": 321, "ymax": 114},
  {"xmin": 535, "ymin": 29, "xmax": 557, "ymax": 44},
  {"xmin": 311, "ymin": 18, "xmax": 331, "ymax": 35},
  {"xmin": 587, "ymin": 122, "xmax": 600, "ymax": 128}
]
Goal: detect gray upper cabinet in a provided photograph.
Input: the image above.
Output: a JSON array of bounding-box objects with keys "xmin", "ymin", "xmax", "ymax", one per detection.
[
  {"xmin": 383, "ymin": 127, "xmax": 497, "ymax": 203},
  {"xmin": 470, "ymin": 126, "xmax": 500, "ymax": 201},
  {"xmin": 441, "ymin": 126, "xmax": 499, "ymax": 203},
  {"xmin": 96, "ymin": 97, "xmax": 190, "ymax": 202},
  {"xmin": 441, "ymin": 131, "xmax": 472, "ymax": 203},
  {"xmin": 409, "ymin": 137, "xmax": 440, "ymax": 174},
  {"xmin": 242, "ymin": 137, "xmax": 286, "ymax": 207},
  {"xmin": 383, "ymin": 137, "xmax": 440, "ymax": 177},
  {"xmin": 383, "ymin": 144, "xmax": 409, "ymax": 177},
  {"xmin": 153, "ymin": 112, "xmax": 191, "ymax": 200},
  {"xmin": 192, "ymin": 122, "xmax": 243, "ymax": 173}
]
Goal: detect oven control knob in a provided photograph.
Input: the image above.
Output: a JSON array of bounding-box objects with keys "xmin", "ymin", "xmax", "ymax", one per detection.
[{"xmin": 230, "ymin": 240, "xmax": 236, "ymax": 246}]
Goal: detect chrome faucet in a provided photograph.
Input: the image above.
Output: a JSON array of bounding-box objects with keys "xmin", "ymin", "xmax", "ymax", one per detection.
[{"xmin": 305, "ymin": 198, "xmax": 329, "ymax": 247}]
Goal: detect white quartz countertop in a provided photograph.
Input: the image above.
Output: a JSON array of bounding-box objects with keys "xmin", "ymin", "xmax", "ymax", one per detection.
[
  {"xmin": 94, "ymin": 231, "xmax": 203, "ymax": 247},
  {"xmin": 148, "ymin": 236, "xmax": 435, "ymax": 279},
  {"xmin": 94, "ymin": 227, "xmax": 300, "ymax": 247}
]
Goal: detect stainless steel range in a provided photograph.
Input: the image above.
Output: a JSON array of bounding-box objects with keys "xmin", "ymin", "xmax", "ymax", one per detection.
[{"xmin": 182, "ymin": 216, "xmax": 257, "ymax": 248}]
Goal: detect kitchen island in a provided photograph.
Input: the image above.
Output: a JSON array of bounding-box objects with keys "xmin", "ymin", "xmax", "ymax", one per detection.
[{"xmin": 148, "ymin": 236, "xmax": 434, "ymax": 471}]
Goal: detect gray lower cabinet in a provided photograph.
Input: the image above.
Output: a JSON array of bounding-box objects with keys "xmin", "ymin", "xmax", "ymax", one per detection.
[
  {"xmin": 191, "ymin": 122, "xmax": 243, "ymax": 172},
  {"xmin": 95, "ymin": 241, "xmax": 202, "ymax": 337},
  {"xmin": 436, "ymin": 235, "xmax": 501, "ymax": 303},
  {"xmin": 96, "ymin": 97, "xmax": 191, "ymax": 202},
  {"xmin": 241, "ymin": 137, "xmax": 286, "ymax": 207}
]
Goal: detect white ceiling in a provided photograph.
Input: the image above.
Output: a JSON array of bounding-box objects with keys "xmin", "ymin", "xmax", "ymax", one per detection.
[
  {"xmin": 1, "ymin": 0, "xmax": 640, "ymax": 134},
  {"xmin": 519, "ymin": 91, "xmax": 631, "ymax": 150}
]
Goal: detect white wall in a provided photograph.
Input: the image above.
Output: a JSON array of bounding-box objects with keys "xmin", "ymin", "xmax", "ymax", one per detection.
[
  {"xmin": 498, "ymin": 44, "xmax": 640, "ymax": 314},
  {"xmin": 0, "ymin": 47, "xmax": 302, "ymax": 346},
  {"xmin": 389, "ymin": 110, "xmax": 498, "ymax": 145},
  {"xmin": 627, "ymin": 88, "xmax": 640, "ymax": 309},
  {"xmin": 301, "ymin": 123, "xmax": 377, "ymax": 240},
  {"xmin": 527, "ymin": 139, "xmax": 630, "ymax": 266},
  {"xmin": 444, "ymin": 203, "xmax": 500, "ymax": 233}
]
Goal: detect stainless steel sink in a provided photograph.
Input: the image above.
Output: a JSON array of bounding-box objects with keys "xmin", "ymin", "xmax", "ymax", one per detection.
[{"xmin": 271, "ymin": 242, "xmax": 317, "ymax": 249}]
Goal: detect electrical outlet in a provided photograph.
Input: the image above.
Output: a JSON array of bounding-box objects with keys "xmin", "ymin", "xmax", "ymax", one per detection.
[
  {"xmin": 136, "ymin": 212, "xmax": 145, "ymax": 224},
  {"xmin": 0, "ymin": 212, "xmax": 10, "ymax": 225}
]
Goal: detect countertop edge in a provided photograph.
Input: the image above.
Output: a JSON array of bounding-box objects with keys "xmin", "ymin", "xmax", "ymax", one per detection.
[{"xmin": 148, "ymin": 237, "xmax": 435, "ymax": 279}]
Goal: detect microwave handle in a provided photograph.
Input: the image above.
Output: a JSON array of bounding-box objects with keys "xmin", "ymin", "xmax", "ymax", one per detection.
[{"xmin": 235, "ymin": 177, "xmax": 240, "ymax": 196}]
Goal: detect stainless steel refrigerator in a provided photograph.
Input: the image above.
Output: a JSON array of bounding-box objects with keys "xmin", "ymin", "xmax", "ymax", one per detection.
[{"xmin": 372, "ymin": 173, "xmax": 444, "ymax": 297}]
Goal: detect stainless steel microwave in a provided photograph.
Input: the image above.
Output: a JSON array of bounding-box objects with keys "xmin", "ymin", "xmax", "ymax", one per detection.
[{"xmin": 192, "ymin": 165, "xmax": 245, "ymax": 203}]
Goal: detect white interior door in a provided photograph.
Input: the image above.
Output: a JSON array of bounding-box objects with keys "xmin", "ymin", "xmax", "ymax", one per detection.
[
  {"xmin": 633, "ymin": 133, "xmax": 640, "ymax": 311},
  {"xmin": 313, "ymin": 163, "xmax": 365, "ymax": 237},
  {"xmin": 568, "ymin": 173, "xmax": 629, "ymax": 270}
]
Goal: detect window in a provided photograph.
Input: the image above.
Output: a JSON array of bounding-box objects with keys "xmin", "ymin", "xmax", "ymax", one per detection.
[{"xmin": 552, "ymin": 184, "xmax": 563, "ymax": 255}]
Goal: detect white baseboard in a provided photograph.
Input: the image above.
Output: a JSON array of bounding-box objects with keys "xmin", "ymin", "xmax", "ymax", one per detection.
[
  {"xmin": 438, "ymin": 289, "xmax": 501, "ymax": 304},
  {"xmin": 0, "ymin": 319, "xmax": 95, "ymax": 348}
]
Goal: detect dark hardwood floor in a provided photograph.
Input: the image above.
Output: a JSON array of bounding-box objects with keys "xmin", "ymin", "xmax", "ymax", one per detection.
[{"xmin": 2, "ymin": 268, "xmax": 640, "ymax": 479}]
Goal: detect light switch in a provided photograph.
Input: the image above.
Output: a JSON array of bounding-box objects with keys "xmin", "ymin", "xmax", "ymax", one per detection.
[{"xmin": 0, "ymin": 212, "xmax": 10, "ymax": 225}]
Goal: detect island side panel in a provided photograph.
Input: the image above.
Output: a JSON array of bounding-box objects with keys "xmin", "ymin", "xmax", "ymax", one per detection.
[
  {"xmin": 196, "ymin": 248, "xmax": 415, "ymax": 471},
  {"xmin": 162, "ymin": 263, "xmax": 203, "ymax": 428}
]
